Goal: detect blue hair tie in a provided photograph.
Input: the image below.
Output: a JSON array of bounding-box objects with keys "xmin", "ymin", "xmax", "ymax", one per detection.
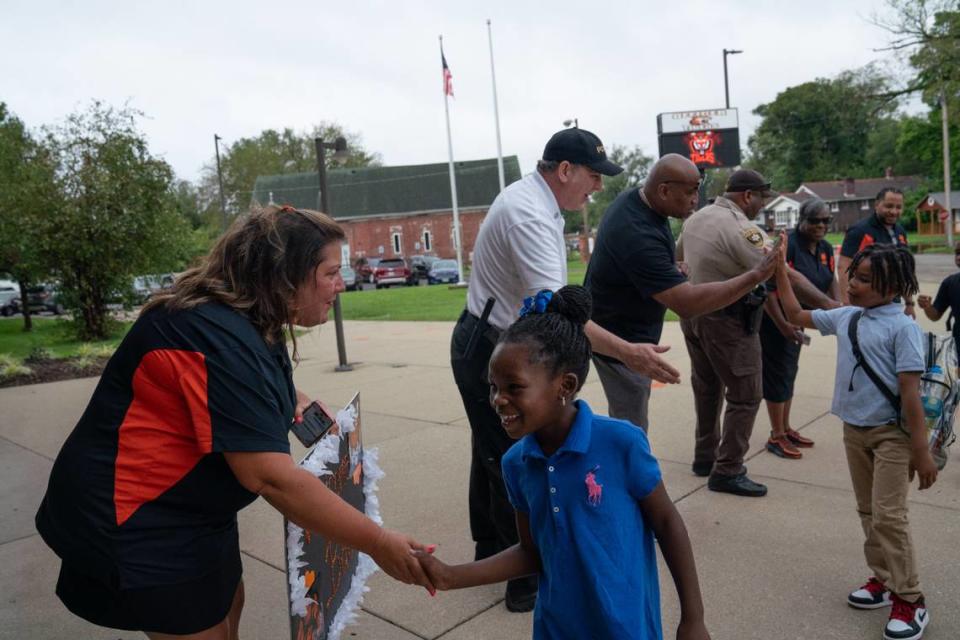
[{"xmin": 519, "ymin": 290, "xmax": 553, "ymax": 319}]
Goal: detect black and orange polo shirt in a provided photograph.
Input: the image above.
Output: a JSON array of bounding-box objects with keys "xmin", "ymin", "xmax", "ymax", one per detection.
[
  {"xmin": 36, "ymin": 302, "xmax": 295, "ymax": 589},
  {"xmin": 840, "ymin": 213, "xmax": 908, "ymax": 259}
]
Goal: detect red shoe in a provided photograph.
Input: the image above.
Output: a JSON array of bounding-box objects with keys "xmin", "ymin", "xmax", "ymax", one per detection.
[
  {"xmin": 785, "ymin": 428, "xmax": 814, "ymax": 447},
  {"xmin": 766, "ymin": 435, "xmax": 802, "ymax": 459}
]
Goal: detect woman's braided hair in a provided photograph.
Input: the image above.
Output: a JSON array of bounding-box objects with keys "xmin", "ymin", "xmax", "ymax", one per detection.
[
  {"xmin": 499, "ymin": 285, "xmax": 593, "ymax": 390},
  {"xmin": 847, "ymin": 243, "xmax": 918, "ymax": 299}
]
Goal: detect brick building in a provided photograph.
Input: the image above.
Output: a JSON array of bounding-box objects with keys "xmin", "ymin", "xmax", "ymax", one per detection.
[
  {"xmin": 793, "ymin": 171, "xmax": 921, "ymax": 231},
  {"xmin": 251, "ymin": 157, "xmax": 521, "ymax": 264}
]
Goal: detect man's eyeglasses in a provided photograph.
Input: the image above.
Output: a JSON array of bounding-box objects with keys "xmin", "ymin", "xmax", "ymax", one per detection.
[{"xmin": 807, "ymin": 217, "xmax": 833, "ymax": 225}]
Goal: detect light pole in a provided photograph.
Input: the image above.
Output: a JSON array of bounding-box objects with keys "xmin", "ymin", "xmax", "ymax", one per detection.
[
  {"xmin": 722, "ymin": 49, "xmax": 743, "ymax": 109},
  {"xmin": 214, "ymin": 134, "xmax": 228, "ymax": 231},
  {"xmin": 315, "ymin": 136, "xmax": 353, "ymax": 372}
]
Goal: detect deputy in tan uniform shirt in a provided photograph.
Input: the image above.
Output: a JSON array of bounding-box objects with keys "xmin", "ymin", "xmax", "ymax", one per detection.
[{"xmin": 677, "ymin": 169, "xmax": 834, "ymax": 497}]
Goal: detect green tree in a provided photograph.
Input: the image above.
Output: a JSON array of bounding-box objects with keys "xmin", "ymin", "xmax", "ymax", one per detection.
[
  {"xmin": 747, "ymin": 65, "xmax": 898, "ymax": 190},
  {"xmin": 563, "ymin": 145, "xmax": 653, "ymax": 233},
  {"xmin": 0, "ymin": 103, "xmax": 57, "ymax": 331},
  {"xmin": 40, "ymin": 101, "xmax": 194, "ymax": 340},
  {"xmin": 199, "ymin": 123, "xmax": 381, "ymax": 223}
]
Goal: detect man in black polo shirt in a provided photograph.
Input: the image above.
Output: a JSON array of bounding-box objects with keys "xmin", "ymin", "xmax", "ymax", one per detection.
[
  {"xmin": 585, "ymin": 155, "xmax": 780, "ymax": 430},
  {"xmin": 918, "ymin": 242, "xmax": 960, "ymax": 339},
  {"xmin": 839, "ymin": 187, "xmax": 914, "ymax": 315}
]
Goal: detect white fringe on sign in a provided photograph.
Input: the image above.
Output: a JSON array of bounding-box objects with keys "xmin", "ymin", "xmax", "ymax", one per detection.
[{"xmin": 285, "ymin": 402, "xmax": 383, "ymax": 640}]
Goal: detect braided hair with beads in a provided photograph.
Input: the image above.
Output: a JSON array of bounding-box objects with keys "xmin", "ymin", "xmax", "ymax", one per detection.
[
  {"xmin": 846, "ymin": 243, "xmax": 918, "ymax": 300},
  {"xmin": 500, "ymin": 285, "xmax": 593, "ymax": 390}
]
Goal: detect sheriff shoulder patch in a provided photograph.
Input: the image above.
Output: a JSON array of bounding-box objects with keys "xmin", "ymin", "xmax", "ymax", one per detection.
[{"xmin": 741, "ymin": 228, "xmax": 764, "ymax": 247}]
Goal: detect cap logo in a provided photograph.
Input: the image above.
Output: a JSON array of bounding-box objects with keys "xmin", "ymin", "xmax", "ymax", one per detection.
[{"xmin": 596, "ymin": 145, "xmax": 605, "ymax": 154}]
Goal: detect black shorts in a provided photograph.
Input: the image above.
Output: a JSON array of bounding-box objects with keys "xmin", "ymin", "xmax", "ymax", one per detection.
[
  {"xmin": 55, "ymin": 553, "xmax": 242, "ymax": 635},
  {"xmin": 759, "ymin": 315, "xmax": 802, "ymax": 403}
]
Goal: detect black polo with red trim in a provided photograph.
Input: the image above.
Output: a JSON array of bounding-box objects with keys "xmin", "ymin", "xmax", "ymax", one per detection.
[
  {"xmin": 840, "ymin": 213, "xmax": 908, "ymax": 259},
  {"xmin": 36, "ymin": 302, "xmax": 295, "ymax": 589}
]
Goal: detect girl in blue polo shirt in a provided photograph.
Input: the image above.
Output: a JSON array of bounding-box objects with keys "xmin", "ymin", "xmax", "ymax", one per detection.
[
  {"xmin": 418, "ymin": 285, "xmax": 710, "ymax": 640},
  {"xmin": 775, "ymin": 241, "xmax": 937, "ymax": 640}
]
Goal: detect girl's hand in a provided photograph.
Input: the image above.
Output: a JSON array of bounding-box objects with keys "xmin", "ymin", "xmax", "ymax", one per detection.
[
  {"xmin": 413, "ymin": 548, "xmax": 457, "ymax": 591},
  {"xmin": 677, "ymin": 618, "xmax": 711, "ymax": 640},
  {"xmin": 909, "ymin": 449, "xmax": 938, "ymax": 490},
  {"xmin": 369, "ymin": 528, "xmax": 436, "ymax": 593}
]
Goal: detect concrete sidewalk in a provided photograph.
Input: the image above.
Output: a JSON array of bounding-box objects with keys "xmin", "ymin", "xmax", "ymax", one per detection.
[{"xmin": 2, "ymin": 300, "xmax": 959, "ymax": 639}]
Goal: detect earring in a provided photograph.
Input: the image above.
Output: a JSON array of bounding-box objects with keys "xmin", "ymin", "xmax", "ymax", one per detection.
[{"xmin": 560, "ymin": 396, "xmax": 566, "ymax": 407}]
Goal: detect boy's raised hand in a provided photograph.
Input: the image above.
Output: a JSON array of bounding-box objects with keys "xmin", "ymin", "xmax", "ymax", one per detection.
[{"xmin": 910, "ymin": 449, "xmax": 938, "ymax": 490}]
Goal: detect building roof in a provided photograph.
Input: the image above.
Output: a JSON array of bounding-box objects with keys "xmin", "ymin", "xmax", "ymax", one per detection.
[
  {"xmin": 251, "ymin": 156, "xmax": 522, "ymax": 219},
  {"xmin": 797, "ymin": 175, "xmax": 921, "ymax": 202},
  {"xmin": 764, "ymin": 191, "xmax": 814, "ymax": 209},
  {"xmin": 921, "ymin": 191, "xmax": 960, "ymax": 209}
]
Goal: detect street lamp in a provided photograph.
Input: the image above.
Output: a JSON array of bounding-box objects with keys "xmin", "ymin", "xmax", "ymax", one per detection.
[
  {"xmin": 562, "ymin": 118, "xmax": 578, "ymax": 128},
  {"xmin": 214, "ymin": 134, "xmax": 228, "ymax": 231},
  {"xmin": 722, "ymin": 49, "xmax": 743, "ymax": 109},
  {"xmin": 315, "ymin": 136, "xmax": 352, "ymax": 372}
]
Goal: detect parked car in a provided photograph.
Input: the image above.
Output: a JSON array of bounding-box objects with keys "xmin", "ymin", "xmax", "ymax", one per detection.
[
  {"xmin": 341, "ymin": 265, "xmax": 360, "ymax": 291},
  {"xmin": 132, "ymin": 273, "xmax": 176, "ymax": 304},
  {"xmin": 427, "ymin": 259, "xmax": 460, "ymax": 285},
  {"xmin": 0, "ymin": 285, "xmax": 20, "ymax": 316},
  {"xmin": 409, "ymin": 255, "xmax": 438, "ymax": 280},
  {"xmin": 373, "ymin": 258, "xmax": 414, "ymax": 289},
  {"xmin": 354, "ymin": 257, "xmax": 382, "ymax": 283},
  {"xmin": 26, "ymin": 284, "xmax": 64, "ymax": 315}
]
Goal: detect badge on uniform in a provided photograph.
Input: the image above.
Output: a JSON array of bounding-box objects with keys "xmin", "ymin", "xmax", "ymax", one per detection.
[{"xmin": 742, "ymin": 228, "xmax": 764, "ymax": 248}]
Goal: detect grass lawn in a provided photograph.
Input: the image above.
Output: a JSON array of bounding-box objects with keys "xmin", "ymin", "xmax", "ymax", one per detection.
[
  {"xmin": 0, "ymin": 317, "xmax": 131, "ymax": 359},
  {"xmin": 825, "ymin": 232, "xmax": 951, "ymax": 252},
  {"xmin": 339, "ymin": 258, "xmax": 679, "ymax": 322}
]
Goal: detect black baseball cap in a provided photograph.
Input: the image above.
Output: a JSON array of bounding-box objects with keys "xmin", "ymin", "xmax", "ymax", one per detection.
[
  {"xmin": 726, "ymin": 169, "xmax": 778, "ymax": 198},
  {"xmin": 542, "ymin": 128, "xmax": 623, "ymax": 176}
]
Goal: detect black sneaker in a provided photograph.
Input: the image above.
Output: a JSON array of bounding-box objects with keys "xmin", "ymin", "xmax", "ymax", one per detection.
[
  {"xmin": 884, "ymin": 594, "xmax": 928, "ymax": 640},
  {"xmin": 848, "ymin": 577, "xmax": 892, "ymax": 609},
  {"xmin": 707, "ymin": 471, "xmax": 767, "ymax": 497},
  {"xmin": 692, "ymin": 460, "xmax": 714, "ymax": 477},
  {"xmin": 504, "ymin": 575, "xmax": 537, "ymax": 613}
]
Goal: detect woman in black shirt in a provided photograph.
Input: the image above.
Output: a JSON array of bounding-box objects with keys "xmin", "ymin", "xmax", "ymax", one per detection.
[{"xmin": 761, "ymin": 198, "xmax": 841, "ymax": 458}]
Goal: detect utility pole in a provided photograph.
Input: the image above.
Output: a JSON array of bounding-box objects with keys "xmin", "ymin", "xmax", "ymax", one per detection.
[
  {"xmin": 942, "ymin": 89, "xmax": 953, "ymax": 246},
  {"xmin": 214, "ymin": 134, "xmax": 227, "ymax": 231}
]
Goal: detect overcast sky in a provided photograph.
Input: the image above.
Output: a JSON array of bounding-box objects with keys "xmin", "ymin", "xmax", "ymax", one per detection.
[{"xmin": 2, "ymin": 0, "xmax": 906, "ymax": 187}]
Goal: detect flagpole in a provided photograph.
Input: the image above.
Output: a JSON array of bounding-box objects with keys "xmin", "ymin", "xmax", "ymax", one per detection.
[
  {"xmin": 486, "ymin": 19, "xmax": 505, "ymax": 192},
  {"xmin": 440, "ymin": 35, "xmax": 466, "ymax": 285}
]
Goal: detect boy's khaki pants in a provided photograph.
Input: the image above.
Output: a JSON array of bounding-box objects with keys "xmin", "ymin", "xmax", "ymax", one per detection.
[{"xmin": 843, "ymin": 423, "xmax": 921, "ymax": 602}]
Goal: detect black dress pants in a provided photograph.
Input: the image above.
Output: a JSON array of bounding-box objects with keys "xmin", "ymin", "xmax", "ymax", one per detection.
[{"xmin": 450, "ymin": 311, "xmax": 516, "ymax": 560}]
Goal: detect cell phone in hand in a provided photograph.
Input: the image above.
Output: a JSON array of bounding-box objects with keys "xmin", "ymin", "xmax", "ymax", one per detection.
[
  {"xmin": 800, "ymin": 332, "xmax": 811, "ymax": 346},
  {"xmin": 290, "ymin": 401, "xmax": 336, "ymax": 447}
]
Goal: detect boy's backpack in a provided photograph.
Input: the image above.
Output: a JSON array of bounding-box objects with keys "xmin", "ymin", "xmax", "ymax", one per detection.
[{"xmin": 847, "ymin": 311, "xmax": 956, "ymax": 470}]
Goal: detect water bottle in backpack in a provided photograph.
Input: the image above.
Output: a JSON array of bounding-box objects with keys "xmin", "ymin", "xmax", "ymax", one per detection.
[{"xmin": 921, "ymin": 365, "xmax": 950, "ymax": 420}]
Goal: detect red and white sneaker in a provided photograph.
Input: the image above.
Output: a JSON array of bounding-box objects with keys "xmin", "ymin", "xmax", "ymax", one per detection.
[
  {"xmin": 848, "ymin": 577, "xmax": 892, "ymax": 609},
  {"xmin": 884, "ymin": 595, "xmax": 928, "ymax": 640}
]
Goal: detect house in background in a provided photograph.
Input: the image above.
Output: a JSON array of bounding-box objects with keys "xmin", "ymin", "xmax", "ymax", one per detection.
[
  {"xmin": 756, "ymin": 191, "xmax": 813, "ymax": 231},
  {"xmin": 794, "ymin": 169, "xmax": 921, "ymax": 231},
  {"xmin": 251, "ymin": 157, "xmax": 521, "ymax": 264},
  {"xmin": 915, "ymin": 191, "xmax": 960, "ymax": 236}
]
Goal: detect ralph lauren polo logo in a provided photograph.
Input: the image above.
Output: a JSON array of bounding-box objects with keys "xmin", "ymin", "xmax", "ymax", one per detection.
[{"xmin": 585, "ymin": 466, "xmax": 603, "ymax": 506}]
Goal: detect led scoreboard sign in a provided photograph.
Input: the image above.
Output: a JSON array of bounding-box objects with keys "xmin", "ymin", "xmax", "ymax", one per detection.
[{"xmin": 657, "ymin": 108, "xmax": 741, "ymax": 168}]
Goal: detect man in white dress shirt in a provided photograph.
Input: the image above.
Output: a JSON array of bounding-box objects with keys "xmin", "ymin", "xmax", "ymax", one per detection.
[{"xmin": 450, "ymin": 127, "xmax": 681, "ymax": 612}]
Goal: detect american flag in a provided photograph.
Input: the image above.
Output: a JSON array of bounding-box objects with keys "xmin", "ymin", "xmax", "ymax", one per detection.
[{"xmin": 442, "ymin": 49, "xmax": 454, "ymax": 97}]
